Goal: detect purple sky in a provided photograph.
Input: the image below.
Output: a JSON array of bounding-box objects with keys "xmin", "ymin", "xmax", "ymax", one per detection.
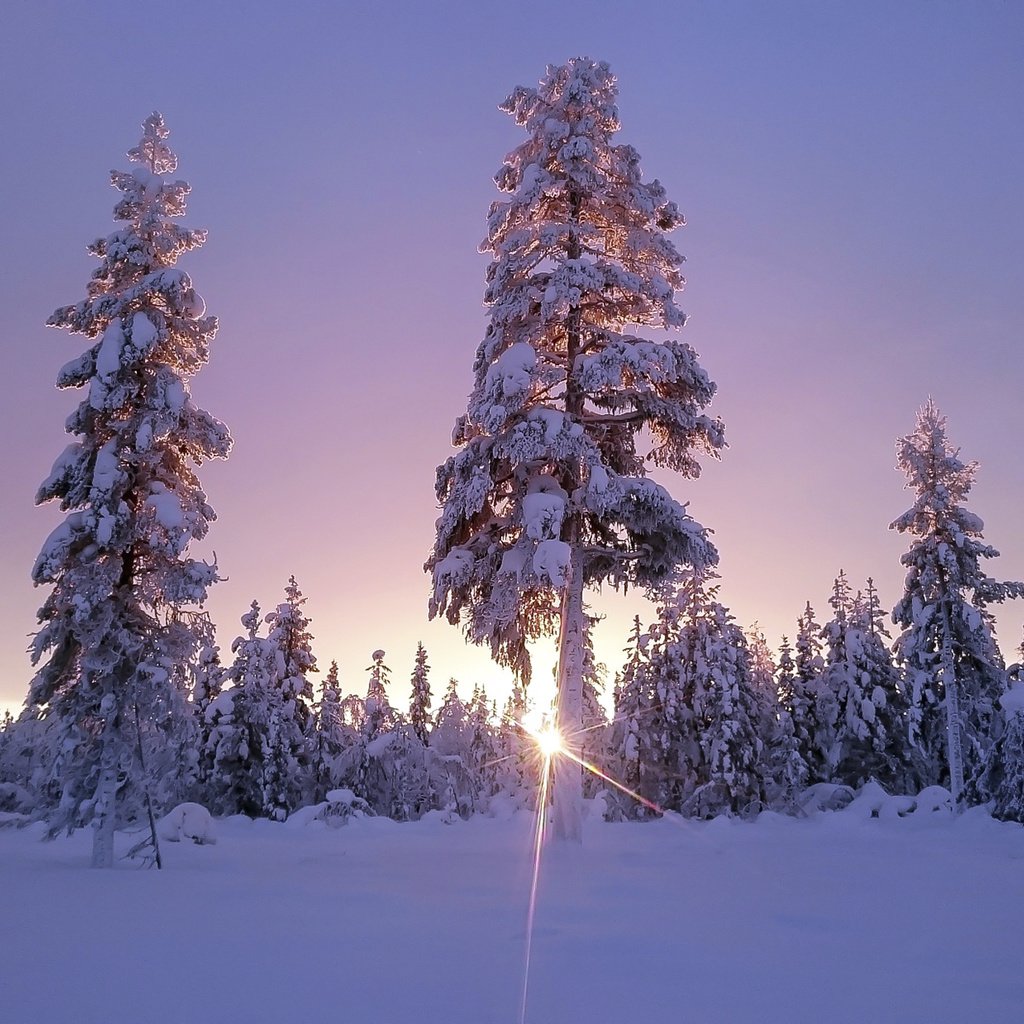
[{"xmin": 2, "ymin": 2, "xmax": 1022, "ymax": 715}]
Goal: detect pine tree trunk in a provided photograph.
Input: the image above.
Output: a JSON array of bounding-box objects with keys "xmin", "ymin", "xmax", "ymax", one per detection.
[
  {"xmin": 940, "ymin": 599, "xmax": 965, "ymax": 807},
  {"xmin": 551, "ymin": 541, "xmax": 585, "ymax": 843},
  {"xmin": 550, "ymin": 186, "xmax": 586, "ymax": 843},
  {"xmin": 91, "ymin": 749, "xmax": 119, "ymax": 869}
]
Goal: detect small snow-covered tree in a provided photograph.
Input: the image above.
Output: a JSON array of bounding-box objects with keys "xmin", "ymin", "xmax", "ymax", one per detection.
[
  {"xmin": 27, "ymin": 113, "xmax": 231, "ymax": 865},
  {"xmin": 429, "ymin": 678, "xmax": 476, "ymax": 817},
  {"xmin": 466, "ymin": 684, "xmax": 502, "ymax": 805},
  {"xmin": 363, "ymin": 649, "xmax": 399, "ymax": 742},
  {"xmin": 891, "ymin": 400, "xmax": 1022, "ymax": 802},
  {"xmin": 608, "ymin": 615, "xmax": 657, "ymax": 817},
  {"xmin": 312, "ymin": 661, "xmax": 353, "ymax": 801},
  {"xmin": 207, "ymin": 601, "xmax": 273, "ymax": 817},
  {"xmin": 427, "ymin": 59, "xmax": 724, "ymax": 841},
  {"xmin": 260, "ymin": 577, "xmax": 318, "ymax": 815},
  {"xmin": 763, "ymin": 636, "xmax": 809, "ymax": 810},
  {"xmin": 676, "ymin": 573, "xmax": 765, "ymax": 818},
  {"xmin": 409, "ymin": 642, "xmax": 433, "ymax": 745},
  {"xmin": 790, "ymin": 602, "xmax": 824, "ymax": 780},
  {"xmin": 977, "ymin": 685, "xmax": 1024, "ymax": 822},
  {"xmin": 190, "ymin": 641, "xmax": 224, "ymax": 797},
  {"xmin": 818, "ymin": 578, "xmax": 910, "ymax": 791}
]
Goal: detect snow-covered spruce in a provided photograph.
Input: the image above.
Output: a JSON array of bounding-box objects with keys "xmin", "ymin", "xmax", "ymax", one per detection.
[
  {"xmin": 27, "ymin": 114, "xmax": 230, "ymax": 866},
  {"xmin": 408, "ymin": 642, "xmax": 433, "ymax": 746},
  {"xmin": 206, "ymin": 580, "xmax": 318, "ymax": 820},
  {"xmin": 609, "ymin": 571, "xmax": 766, "ymax": 818},
  {"xmin": 427, "ymin": 58, "xmax": 724, "ymax": 841},
  {"xmin": 890, "ymin": 400, "xmax": 1023, "ymax": 803},
  {"xmin": 976, "ymin": 683, "xmax": 1024, "ymax": 823},
  {"xmin": 816, "ymin": 574, "xmax": 911, "ymax": 792}
]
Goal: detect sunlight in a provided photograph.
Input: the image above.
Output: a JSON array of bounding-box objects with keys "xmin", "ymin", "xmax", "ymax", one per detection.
[{"xmin": 533, "ymin": 724, "xmax": 564, "ymax": 759}]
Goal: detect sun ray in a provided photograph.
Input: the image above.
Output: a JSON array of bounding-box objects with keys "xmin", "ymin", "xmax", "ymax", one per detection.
[{"xmin": 520, "ymin": 745, "xmax": 552, "ymax": 1024}]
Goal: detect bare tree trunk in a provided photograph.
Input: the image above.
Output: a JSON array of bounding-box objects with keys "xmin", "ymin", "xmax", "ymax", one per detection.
[
  {"xmin": 551, "ymin": 540, "xmax": 585, "ymax": 842},
  {"xmin": 939, "ymin": 598, "xmax": 965, "ymax": 808},
  {"xmin": 91, "ymin": 736, "xmax": 119, "ymax": 869}
]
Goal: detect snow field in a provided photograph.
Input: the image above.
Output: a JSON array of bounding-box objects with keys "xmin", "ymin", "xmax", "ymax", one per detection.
[{"xmin": 2, "ymin": 802, "xmax": 1022, "ymax": 1024}]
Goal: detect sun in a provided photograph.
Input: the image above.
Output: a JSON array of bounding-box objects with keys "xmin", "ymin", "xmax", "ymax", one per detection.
[{"xmin": 534, "ymin": 725, "xmax": 564, "ymax": 759}]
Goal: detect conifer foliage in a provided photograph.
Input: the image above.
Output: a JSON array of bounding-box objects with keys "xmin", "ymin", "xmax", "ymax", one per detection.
[
  {"xmin": 427, "ymin": 58, "xmax": 724, "ymax": 840},
  {"xmin": 891, "ymin": 400, "xmax": 1022, "ymax": 802},
  {"xmin": 27, "ymin": 114, "xmax": 230, "ymax": 866}
]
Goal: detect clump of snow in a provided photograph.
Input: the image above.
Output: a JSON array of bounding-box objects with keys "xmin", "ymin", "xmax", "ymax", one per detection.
[
  {"xmin": 157, "ymin": 803, "xmax": 216, "ymax": 845},
  {"xmin": 799, "ymin": 783, "xmax": 855, "ymax": 813},
  {"xmin": 289, "ymin": 789, "xmax": 372, "ymax": 828},
  {"xmin": 533, "ymin": 539, "xmax": 571, "ymax": 586},
  {"xmin": 846, "ymin": 781, "xmax": 917, "ymax": 820},
  {"xmin": 95, "ymin": 320, "xmax": 125, "ymax": 380},
  {"xmin": 522, "ymin": 490, "xmax": 565, "ymax": 540},
  {"xmin": 1000, "ymin": 684, "xmax": 1024, "ymax": 715},
  {"xmin": 146, "ymin": 487, "xmax": 184, "ymax": 530}
]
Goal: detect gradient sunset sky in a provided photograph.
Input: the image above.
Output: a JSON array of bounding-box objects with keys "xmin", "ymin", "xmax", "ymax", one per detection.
[{"xmin": 1, "ymin": 1, "xmax": 1022, "ymax": 715}]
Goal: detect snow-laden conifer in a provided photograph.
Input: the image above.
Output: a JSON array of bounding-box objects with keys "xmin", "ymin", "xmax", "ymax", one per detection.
[
  {"xmin": 363, "ymin": 650, "xmax": 400, "ymax": 741},
  {"xmin": 27, "ymin": 113, "xmax": 230, "ymax": 865},
  {"xmin": 207, "ymin": 601, "xmax": 273, "ymax": 817},
  {"xmin": 409, "ymin": 642, "xmax": 433, "ymax": 745},
  {"xmin": 790, "ymin": 602, "xmax": 825, "ymax": 780},
  {"xmin": 427, "ymin": 59, "xmax": 724, "ymax": 840},
  {"xmin": 260, "ymin": 577, "xmax": 318, "ymax": 816},
  {"xmin": 429, "ymin": 679, "xmax": 477, "ymax": 818},
  {"xmin": 818, "ymin": 577, "xmax": 911, "ymax": 790},
  {"xmin": 974, "ymin": 683, "xmax": 1024, "ymax": 821},
  {"xmin": 608, "ymin": 615, "xmax": 658, "ymax": 817},
  {"xmin": 312, "ymin": 661, "xmax": 354, "ymax": 802},
  {"xmin": 674, "ymin": 572, "xmax": 766, "ymax": 817},
  {"xmin": 891, "ymin": 400, "xmax": 1022, "ymax": 802}
]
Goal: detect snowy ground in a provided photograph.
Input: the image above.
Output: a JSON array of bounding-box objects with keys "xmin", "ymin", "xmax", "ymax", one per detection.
[{"xmin": 2, "ymin": 798, "xmax": 1023, "ymax": 1024}]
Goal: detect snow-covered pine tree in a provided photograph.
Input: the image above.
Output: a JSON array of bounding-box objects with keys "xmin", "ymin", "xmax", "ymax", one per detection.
[
  {"xmin": 791, "ymin": 602, "xmax": 825, "ymax": 781},
  {"xmin": 363, "ymin": 649, "xmax": 399, "ymax": 742},
  {"xmin": 608, "ymin": 615, "xmax": 658, "ymax": 817},
  {"xmin": 616, "ymin": 596, "xmax": 689, "ymax": 815},
  {"xmin": 976, "ymin": 685, "xmax": 1024, "ymax": 822},
  {"xmin": 675, "ymin": 572, "xmax": 766, "ymax": 818},
  {"xmin": 816, "ymin": 579, "xmax": 911, "ymax": 791},
  {"xmin": 891, "ymin": 400, "xmax": 1023, "ymax": 803},
  {"xmin": 312, "ymin": 661, "xmax": 353, "ymax": 802},
  {"xmin": 746, "ymin": 622, "xmax": 782, "ymax": 739},
  {"xmin": 767, "ymin": 636, "xmax": 810, "ymax": 810},
  {"xmin": 814, "ymin": 572, "xmax": 852, "ymax": 782},
  {"xmin": 467, "ymin": 684, "xmax": 501, "ymax": 806},
  {"xmin": 28, "ymin": 113, "xmax": 231, "ymax": 866},
  {"xmin": 189, "ymin": 640, "xmax": 223, "ymax": 798},
  {"xmin": 260, "ymin": 576, "xmax": 318, "ymax": 816},
  {"xmin": 427, "ymin": 59, "xmax": 724, "ymax": 841},
  {"xmin": 579, "ymin": 619, "xmax": 609, "ymax": 794},
  {"xmin": 409, "ymin": 642, "xmax": 433, "ymax": 746},
  {"xmin": 346, "ymin": 650, "xmax": 405, "ymax": 814},
  {"xmin": 207, "ymin": 601, "xmax": 273, "ymax": 817},
  {"xmin": 429, "ymin": 678, "xmax": 476, "ymax": 817}
]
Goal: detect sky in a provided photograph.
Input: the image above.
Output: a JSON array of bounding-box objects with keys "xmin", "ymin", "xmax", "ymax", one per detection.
[{"xmin": 1, "ymin": 1, "xmax": 1022, "ymax": 717}]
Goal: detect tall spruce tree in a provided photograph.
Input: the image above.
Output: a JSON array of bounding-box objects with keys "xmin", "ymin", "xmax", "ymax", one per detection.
[
  {"xmin": 409, "ymin": 642, "xmax": 433, "ymax": 746},
  {"xmin": 27, "ymin": 114, "xmax": 231, "ymax": 865},
  {"xmin": 891, "ymin": 400, "xmax": 1022, "ymax": 802},
  {"xmin": 792, "ymin": 602, "xmax": 825, "ymax": 781},
  {"xmin": 260, "ymin": 577, "xmax": 318, "ymax": 817},
  {"xmin": 427, "ymin": 58, "xmax": 723, "ymax": 840}
]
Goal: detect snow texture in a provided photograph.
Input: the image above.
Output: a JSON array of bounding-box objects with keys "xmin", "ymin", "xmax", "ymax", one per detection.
[{"xmin": 1, "ymin": 805, "xmax": 1022, "ymax": 1023}]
